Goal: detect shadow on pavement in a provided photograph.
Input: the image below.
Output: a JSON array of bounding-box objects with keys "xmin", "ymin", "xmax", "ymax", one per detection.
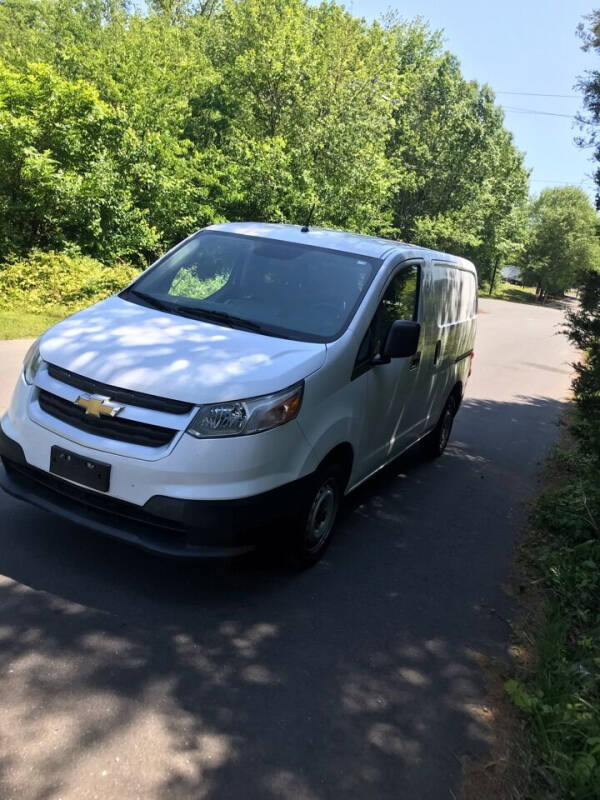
[{"xmin": 0, "ymin": 395, "xmax": 566, "ymax": 799}]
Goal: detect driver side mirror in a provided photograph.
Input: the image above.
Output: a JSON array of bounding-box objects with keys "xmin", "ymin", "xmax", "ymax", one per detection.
[{"xmin": 374, "ymin": 320, "xmax": 421, "ymax": 364}]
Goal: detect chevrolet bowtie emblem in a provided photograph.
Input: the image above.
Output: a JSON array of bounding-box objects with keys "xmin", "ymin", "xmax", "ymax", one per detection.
[{"xmin": 74, "ymin": 394, "xmax": 124, "ymax": 418}]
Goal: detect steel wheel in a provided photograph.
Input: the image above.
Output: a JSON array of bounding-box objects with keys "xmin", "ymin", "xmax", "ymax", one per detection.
[
  {"xmin": 286, "ymin": 463, "xmax": 344, "ymax": 567},
  {"xmin": 422, "ymin": 394, "xmax": 458, "ymax": 459},
  {"xmin": 438, "ymin": 403, "xmax": 454, "ymax": 452},
  {"xmin": 304, "ymin": 479, "xmax": 339, "ymax": 555}
]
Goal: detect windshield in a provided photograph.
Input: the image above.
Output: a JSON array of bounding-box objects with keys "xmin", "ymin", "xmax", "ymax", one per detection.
[{"xmin": 122, "ymin": 231, "xmax": 380, "ymax": 342}]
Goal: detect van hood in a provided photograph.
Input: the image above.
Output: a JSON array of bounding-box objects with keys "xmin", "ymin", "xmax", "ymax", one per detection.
[{"xmin": 39, "ymin": 296, "xmax": 327, "ymax": 404}]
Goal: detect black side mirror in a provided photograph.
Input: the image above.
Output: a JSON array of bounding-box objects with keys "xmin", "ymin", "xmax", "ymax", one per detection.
[{"xmin": 374, "ymin": 320, "xmax": 421, "ymax": 364}]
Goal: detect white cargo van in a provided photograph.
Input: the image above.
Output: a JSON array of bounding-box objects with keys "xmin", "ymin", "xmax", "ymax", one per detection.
[{"xmin": 0, "ymin": 223, "xmax": 477, "ymax": 565}]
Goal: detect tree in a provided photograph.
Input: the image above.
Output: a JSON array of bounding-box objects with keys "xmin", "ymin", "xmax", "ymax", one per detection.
[
  {"xmin": 566, "ymin": 270, "xmax": 600, "ymax": 457},
  {"xmin": 191, "ymin": 0, "xmax": 398, "ymax": 231},
  {"xmin": 382, "ymin": 21, "xmax": 528, "ymax": 282},
  {"xmin": 522, "ymin": 187, "xmax": 600, "ymax": 301},
  {"xmin": 577, "ymin": 11, "xmax": 600, "ymax": 209},
  {"xmin": 0, "ymin": 62, "xmax": 160, "ymax": 262},
  {"xmin": 0, "ymin": 0, "xmax": 530, "ymax": 270}
]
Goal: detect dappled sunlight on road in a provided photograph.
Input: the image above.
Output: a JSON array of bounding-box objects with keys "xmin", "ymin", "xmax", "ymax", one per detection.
[
  {"xmin": 0, "ymin": 391, "xmax": 569, "ymax": 799},
  {"xmin": 0, "ymin": 298, "xmax": 579, "ymax": 798},
  {"xmin": 0, "ymin": 564, "xmax": 494, "ymax": 799}
]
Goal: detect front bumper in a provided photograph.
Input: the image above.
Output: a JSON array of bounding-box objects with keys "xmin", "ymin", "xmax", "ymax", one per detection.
[{"xmin": 0, "ymin": 426, "xmax": 313, "ymax": 558}]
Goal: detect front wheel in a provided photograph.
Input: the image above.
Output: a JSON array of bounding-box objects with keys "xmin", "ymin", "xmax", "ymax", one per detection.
[
  {"xmin": 421, "ymin": 395, "xmax": 458, "ymax": 459},
  {"xmin": 287, "ymin": 463, "xmax": 344, "ymax": 568}
]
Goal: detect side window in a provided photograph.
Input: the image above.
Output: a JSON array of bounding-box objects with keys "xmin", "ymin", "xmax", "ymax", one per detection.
[
  {"xmin": 355, "ymin": 264, "xmax": 420, "ymax": 371},
  {"xmin": 374, "ymin": 265, "xmax": 419, "ymax": 347}
]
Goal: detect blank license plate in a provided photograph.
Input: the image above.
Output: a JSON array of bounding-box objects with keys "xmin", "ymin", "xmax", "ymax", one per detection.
[{"xmin": 50, "ymin": 446, "xmax": 111, "ymax": 492}]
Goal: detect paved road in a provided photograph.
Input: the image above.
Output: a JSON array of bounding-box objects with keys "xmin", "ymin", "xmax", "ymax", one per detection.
[
  {"xmin": 0, "ymin": 339, "xmax": 31, "ymax": 415},
  {"xmin": 0, "ymin": 299, "xmax": 576, "ymax": 799}
]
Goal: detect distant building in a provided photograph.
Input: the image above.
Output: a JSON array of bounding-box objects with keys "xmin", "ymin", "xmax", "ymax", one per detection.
[{"xmin": 501, "ymin": 265, "xmax": 522, "ymax": 285}]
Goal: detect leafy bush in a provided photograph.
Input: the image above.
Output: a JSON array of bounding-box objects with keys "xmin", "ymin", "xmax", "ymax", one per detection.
[
  {"xmin": 507, "ymin": 449, "xmax": 600, "ymax": 798},
  {"xmin": 507, "ymin": 270, "xmax": 600, "ymax": 798},
  {"xmin": 0, "ymin": 250, "xmax": 140, "ymax": 309},
  {"xmin": 0, "ymin": 63, "xmax": 163, "ymax": 263},
  {"xmin": 566, "ymin": 272, "xmax": 600, "ymax": 460}
]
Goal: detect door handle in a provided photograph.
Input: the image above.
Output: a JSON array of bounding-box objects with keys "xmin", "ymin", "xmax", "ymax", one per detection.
[
  {"xmin": 433, "ymin": 339, "xmax": 442, "ymax": 365},
  {"xmin": 409, "ymin": 352, "xmax": 421, "ymax": 370}
]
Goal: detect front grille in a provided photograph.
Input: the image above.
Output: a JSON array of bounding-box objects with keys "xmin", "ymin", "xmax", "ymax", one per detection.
[
  {"xmin": 47, "ymin": 363, "xmax": 194, "ymax": 415},
  {"xmin": 38, "ymin": 389, "xmax": 177, "ymax": 448}
]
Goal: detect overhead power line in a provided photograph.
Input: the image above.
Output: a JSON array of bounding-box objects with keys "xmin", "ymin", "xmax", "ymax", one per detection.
[
  {"xmin": 530, "ymin": 179, "xmax": 588, "ymax": 184},
  {"xmin": 496, "ymin": 90, "xmax": 579, "ymax": 99},
  {"xmin": 501, "ymin": 105, "xmax": 586, "ymax": 121}
]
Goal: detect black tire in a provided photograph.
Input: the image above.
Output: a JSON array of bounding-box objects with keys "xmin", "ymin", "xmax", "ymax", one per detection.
[
  {"xmin": 421, "ymin": 394, "xmax": 458, "ymax": 459},
  {"xmin": 286, "ymin": 462, "xmax": 344, "ymax": 568}
]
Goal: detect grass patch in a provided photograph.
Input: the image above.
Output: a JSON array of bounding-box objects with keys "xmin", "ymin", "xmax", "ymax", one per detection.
[
  {"xmin": 479, "ymin": 281, "xmax": 539, "ymax": 304},
  {"xmin": 0, "ymin": 250, "xmax": 140, "ymax": 338},
  {"xmin": 0, "ymin": 250, "xmax": 141, "ymax": 339},
  {"xmin": 0, "ymin": 305, "xmax": 72, "ymax": 339}
]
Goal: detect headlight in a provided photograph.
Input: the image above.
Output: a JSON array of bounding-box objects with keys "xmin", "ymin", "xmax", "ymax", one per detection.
[
  {"xmin": 23, "ymin": 340, "xmax": 44, "ymax": 385},
  {"xmin": 187, "ymin": 382, "xmax": 304, "ymax": 439}
]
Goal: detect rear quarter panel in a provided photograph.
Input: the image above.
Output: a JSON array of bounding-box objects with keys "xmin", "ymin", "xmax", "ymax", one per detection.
[{"xmin": 426, "ymin": 260, "xmax": 477, "ymax": 423}]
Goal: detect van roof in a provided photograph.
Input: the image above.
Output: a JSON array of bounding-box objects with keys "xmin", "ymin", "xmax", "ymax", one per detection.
[{"xmin": 205, "ymin": 222, "xmax": 476, "ymax": 272}]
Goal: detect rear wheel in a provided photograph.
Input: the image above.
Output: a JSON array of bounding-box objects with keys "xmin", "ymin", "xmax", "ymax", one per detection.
[
  {"xmin": 422, "ymin": 394, "xmax": 458, "ymax": 459},
  {"xmin": 286, "ymin": 462, "xmax": 344, "ymax": 568}
]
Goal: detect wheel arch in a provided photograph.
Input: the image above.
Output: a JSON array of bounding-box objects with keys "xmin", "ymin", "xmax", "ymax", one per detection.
[
  {"xmin": 317, "ymin": 442, "xmax": 354, "ymax": 492},
  {"xmin": 450, "ymin": 380, "xmax": 464, "ymax": 410}
]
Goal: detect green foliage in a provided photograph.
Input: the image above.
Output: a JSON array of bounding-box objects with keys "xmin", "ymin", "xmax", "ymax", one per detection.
[
  {"xmin": 0, "ymin": 249, "xmax": 139, "ymax": 308},
  {"xmin": 522, "ymin": 187, "xmax": 600, "ymax": 299},
  {"xmin": 508, "ymin": 271, "xmax": 600, "ymax": 798},
  {"xmin": 566, "ymin": 272, "xmax": 600, "ymax": 459},
  {"xmin": 0, "ymin": 0, "xmax": 594, "ymax": 319},
  {"xmin": 0, "ymin": 0, "xmax": 531, "ymax": 276},
  {"xmin": 0, "ymin": 62, "xmax": 162, "ymax": 262},
  {"xmin": 515, "ymin": 449, "xmax": 600, "ymax": 798},
  {"xmin": 384, "ymin": 34, "xmax": 529, "ymax": 281},
  {"xmin": 577, "ymin": 11, "xmax": 600, "ymax": 209}
]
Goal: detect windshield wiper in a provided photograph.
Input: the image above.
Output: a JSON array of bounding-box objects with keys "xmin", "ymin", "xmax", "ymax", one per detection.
[
  {"xmin": 185, "ymin": 308, "xmax": 264, "ymax": 333},
  {"xmin": 125, "ymin": 288, "xmax": 176, "ymax": 313},
  {"xmin": 125, "ymin": 289, "xmax": 267, "ymax": 334}
]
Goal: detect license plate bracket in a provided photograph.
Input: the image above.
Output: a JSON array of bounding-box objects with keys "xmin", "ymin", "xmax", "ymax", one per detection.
[{"xmin": 50, "ymin": 446, "xmax": 111, "ymax": 492}]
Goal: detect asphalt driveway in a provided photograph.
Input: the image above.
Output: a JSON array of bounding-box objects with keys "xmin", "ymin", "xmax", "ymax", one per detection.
[
  {"xmin": 0, "ymin": 338, "xmax": 31, "ymax": 415},
  {"xmin": 0, "ymin": 298, "xmax": 576, "ymax": 799}
]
